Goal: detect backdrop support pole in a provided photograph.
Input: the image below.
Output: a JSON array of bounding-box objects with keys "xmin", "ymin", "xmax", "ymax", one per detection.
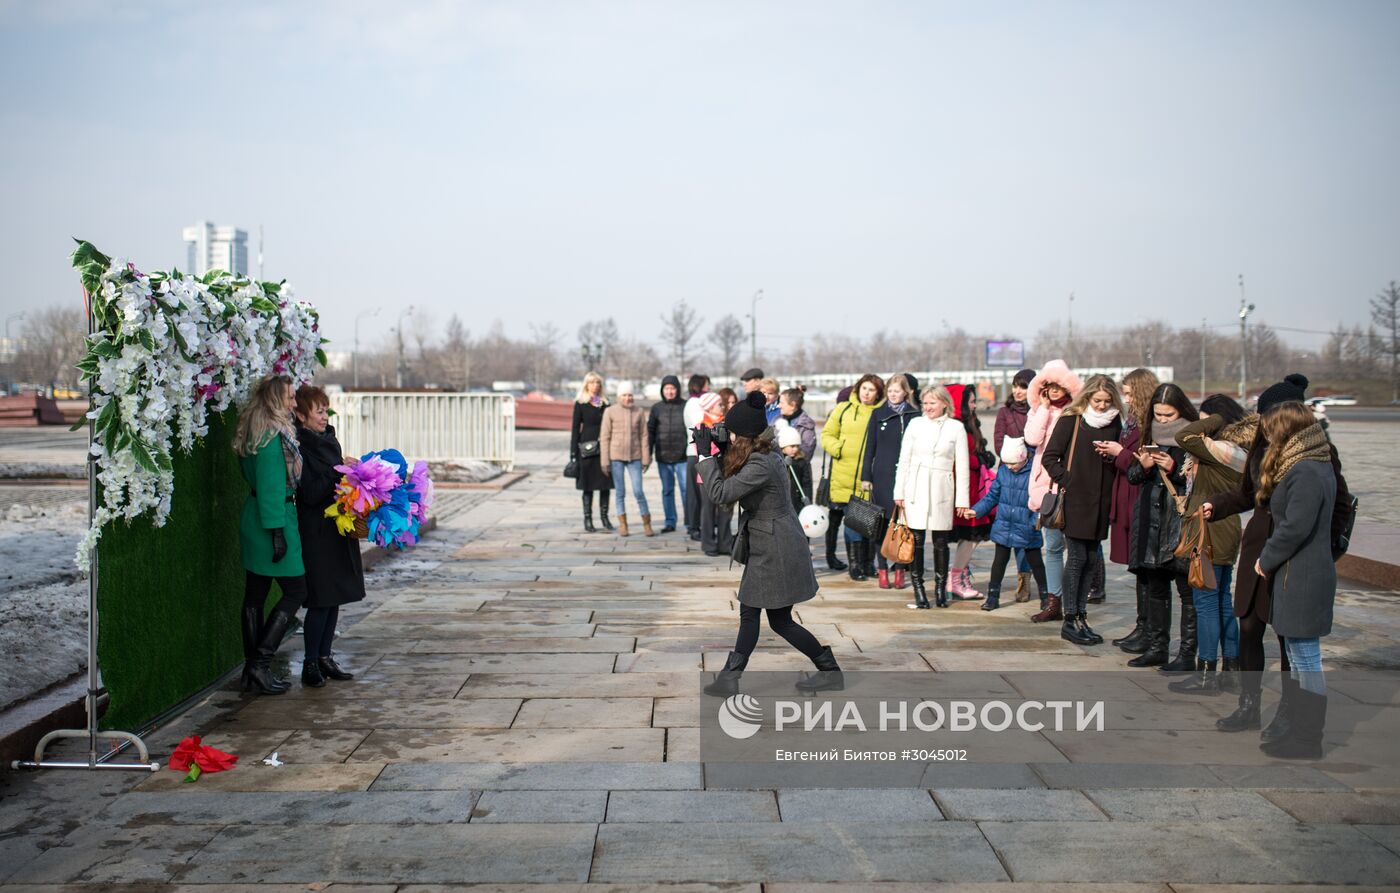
[{"xmin": 10, "ymin": 290, "xmax": 159, "ymax": 774}]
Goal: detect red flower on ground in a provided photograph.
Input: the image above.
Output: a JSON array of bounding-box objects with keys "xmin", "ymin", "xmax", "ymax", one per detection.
[{"xmin": 168, "ymin": 735, "xmax": 238, "ymax": 781}]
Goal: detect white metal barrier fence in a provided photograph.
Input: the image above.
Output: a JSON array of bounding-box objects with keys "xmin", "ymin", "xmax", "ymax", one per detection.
[{"xmin": 327, "ymin": 392, "xmax": 517, "ymax": 469}]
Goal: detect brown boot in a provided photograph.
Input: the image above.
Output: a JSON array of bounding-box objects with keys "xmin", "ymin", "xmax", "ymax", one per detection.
[
  {"xmin": 617, "ymin": 513, "xmax": 630, "ymax": 537},
  {"xmin": 1031, "ymin": 595, "xmax": 1062, "ymax": 623},
  {"xmin": 1015, "ymin": 572, "xmax": 1031, "ymax": 602},
  {"xmin": 642, "ymin": 515, "xmax": 655, "ymax": 537}
]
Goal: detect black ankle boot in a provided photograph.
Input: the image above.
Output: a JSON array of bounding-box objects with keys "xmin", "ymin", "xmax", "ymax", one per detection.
[
  {"xmin": 826, "ymin": 524, "xmax": 847, "ymax": 570},
  {"xmin": 1261, "ymin": 675, "xmax": 1298, "ymax": 744},
  {"xmin": 1217, "ymin": 690, "xmax": 1262, "ymax": 732},
  {"xmin": 302, "ymin": 658, "xmax": 326, "ymax": 688},
  {"xmin": 980, "ymin": 584, "xmax": 1001, "ymax": 612},
  {"xmin": 598, "ymin": 491, "xmax": 614, "ymax": 530},
  {"xmin": 319, "ymin": 655, "xmax": 354, "ymax": 681},
  {"xmin": 1219, "ymin": 656, "xmax": 1242, "ymax": 694},
  {"xmin": 1169, "ymin": 659, "xmax": 1219, "ymax": 695},
  {"xmin": 245, "ymin": 610, "xmax": 297, "ymax": 695},
  {"xmin": 704, "ymin": 651, "xmax": 748, "ymax": 696},
  {"xmin": 847, "ymin": 541, "xmax": 867, "ymax": 581},
  {"xmin": 1076, "ymin": 613, "xmax": 1103, "ymax": 644},
  {"xmin": 582, "ymin": 492, "xmax": 597, "ymax": 533},
  {"xmin": 795, "ymin": 645, "xmax": 844, "ymax": 692},
  {"xmin": 1061, "ymin": 617, "xmax": 1094, "ymax": 645}
]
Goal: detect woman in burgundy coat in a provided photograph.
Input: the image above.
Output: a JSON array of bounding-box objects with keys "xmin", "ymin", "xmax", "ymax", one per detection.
[{"xmin": 1095, "ymin": 367, "xmax": 1156, "ymax": 650}]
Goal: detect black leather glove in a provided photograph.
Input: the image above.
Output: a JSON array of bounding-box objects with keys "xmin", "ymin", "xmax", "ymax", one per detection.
[
  {"xmin": 271, "ymin": 528, "xmax": 287, "ymax": 562},
  {"xmin": 693, "ymin": 425, "xmax": 714, "ymax": 458}
]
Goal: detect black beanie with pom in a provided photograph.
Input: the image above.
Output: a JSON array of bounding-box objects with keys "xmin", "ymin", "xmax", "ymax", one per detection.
[
  {"xmin": 1256, "ymin": 373, "xmax": 1309, "ymax": 416},
  {"xmin": 725, "ymin": 390, "xmax": 770, "ymax": 437}
]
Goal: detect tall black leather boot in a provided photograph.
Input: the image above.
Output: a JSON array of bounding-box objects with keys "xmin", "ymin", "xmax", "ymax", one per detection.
[
  {"xmin": 1260, "ymin": 688, "xmax": 1326, "ymax": 760},
  {"xmin": 847, "ymin": 540, "xmax": 867, "ymax": 581},
  {"xmin": 1128, "ymin": 591, "xmax": 1170, "ymax": 667},
  {"xmin": 1159, "ymin": 588, "xmax": 1196, "ymax": 675},
  {"xmin": 582, "ymin": 492, "xmax": 597, "ymax": 533},
  {"xmin": 703, "ymin": 650, "xmax": 749, "ymax": 696},
  {"xmin": 598, "ymin": 490, "xmax": 614, "ymax": 531},
  {"xmin": 1260, "ymin": 673, "xmax": 1299, "ymax": 744},
  {"xmin": 241, "ymin": 605, "xmax": 289, "ymax": 692},
  {"xmin": 1114, "ymin": 578, "xmax": 1149, "ymax": 652},
  {"xmin": 825, "ymin": 522, "xmax": 847, "ymax": 571},
  {"xmin": 908, "ymin": 541, "xmax": 930, "ymax": 609},
  {"xmin": 933, "ymin": 539, "xmax": 950, "ymax": 608},
  {"xmin": 245, "ymin": 609, "xmax": 297, "ymax": 695},
  {"xmin": 795, "ymin": 645, "xmax": 844, "ymax": 692}
]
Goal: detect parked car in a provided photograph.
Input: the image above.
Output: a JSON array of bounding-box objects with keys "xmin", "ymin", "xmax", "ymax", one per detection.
[{"xmin": 1318, "ymin": 395, "xmax": 1358, "ymax": 407}]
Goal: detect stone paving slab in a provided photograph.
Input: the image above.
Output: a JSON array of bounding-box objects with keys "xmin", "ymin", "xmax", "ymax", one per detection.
[
  {"xmin": 981, "ymin": 820, "xmax": 1400, "ymax": 884},
  {"xmin": 99, "ymin": 790, "xmax": 481, "ymax": 825},
  {"xmin": 133, "ymin": 763, "xmax": 385, "ymax": 792},
  {"xmin": 1031, "ymin": 763, "xmax": 1232, "ymax": 790},
  {"xmin": 1086, "ymin": 788, "xmax": 1297, "ymax": 822},
  {"xmin": 933, "ymin": 787, "xmax": 1106, "ymax": 821},
  {"xmin": 272, "ymin": 728, "xmax": 373, "ymax": 762},
  {"xmin": 589, "ymin": 821, "xmax": 1008, "ymax": 882},
  {"xmin": 410, "ymin": 636, "xmax": 637, "ymax": 653},
  {"xmin": 347, "ymin": 727, "xmax": 664, "ymax": 762},
  {"xmin": 346, "ymin": 620, "xmax": 598, "ymax": 638},
  {"xmin": 228, "ymin": 697, "xmax": 523, "ymax": 729},
  {"xmin": 374, "ymin": 652, "xmax": 619, "ymax": 674},
  {"xmin": 370, "ymin": 761, "xmax": 703, "ymax": 790},
  {"xmin": 766, "ymin": 885, "xmax": 1172, "ymax": 893},
  {"xmin": 1261, "ymin": 790, "xmax": 1400, "ymax": 823},
  {"xmin": 776, "ymin": 788, "xmax": 944, "ymax": 822},
  {"xmin": 606, "ymin": 790, "xmax": 780, "ymax": 822},
  {"xmin": 5, "ymin": 823, "xmax": 225, "ymax": 884},
  {"xmin": 273, "ymin": 673, "xmax": 471, "ymax": 699},
  {"xmin": 469, "ymin": 790, "xmax": 608, "ymax": 822},
  {"xmin": 457, "ymin": 672, "xmax": 697, "ymax": 699},
  {"xmin": 177, "ymin": 822, "xmax": 598, "ymax": 883},
  {"xmin": 512, "ymin": 697, "xmax": 654, "ymax": 728}
]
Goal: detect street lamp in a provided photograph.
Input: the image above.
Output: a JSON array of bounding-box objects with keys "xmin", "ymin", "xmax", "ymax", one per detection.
[
  {"xmin": 352, "ymin": 308, "xmax": 380, "ymax": 389},
  {"xmin": 1238, "ymin": 275, "xmax": 1255, "ymax": 401},
  {"xmin": 395, "ymin": 305, "xmax": 415, "ymax": 389},
  {"xmin": 581, "ymin": 342, "xmax": 604, "ymax": 372},
  {"xmin": 747, "ymin": 289, "xmax": 763, "ymax": 367}
]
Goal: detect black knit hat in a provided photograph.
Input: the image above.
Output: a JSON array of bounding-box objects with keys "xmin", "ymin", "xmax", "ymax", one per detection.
[
  {"xmin": 1256, "ymin": 373, "xmax": 1309, "ymax": 416},
  {"xmin": 725, "ymin": 390, "xmax": 770, "ymax": 437},
  {"xmin": 902, "ymin": 372, "xmax": 920, "ymax": 394},
  {"xmin": 1014, "ymin": 368, "xmax": 1035, "ymax": 388}
]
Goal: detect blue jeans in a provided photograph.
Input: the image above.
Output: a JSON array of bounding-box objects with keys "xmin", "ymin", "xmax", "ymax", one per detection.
[
  {"xmin": 609, "ymin": 460, "xmax": 650, "ymax": 518},
  {"xmin": 1284, "ymin": 637, "xmax": 1326, "ymax": 694},
  {"xmin": 656, "ymin": 460, "xmax": 687, "ymax": 528},
  {"xmin": 1015, "ymin": 548, "xmax": 1030, "ymax": 574},
  {"xmin": 1042, "ymin": 527, "xmax": 1065, "ymax": 596},
  {"xmin": 1193, "ymin": 564, "xmax": 1238, "ymax": 662}
]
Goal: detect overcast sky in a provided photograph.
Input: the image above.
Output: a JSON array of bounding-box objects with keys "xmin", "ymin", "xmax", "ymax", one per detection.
[{"xmin": 1, "ymin": 0, "xmax": 1395, "ymax": 357}]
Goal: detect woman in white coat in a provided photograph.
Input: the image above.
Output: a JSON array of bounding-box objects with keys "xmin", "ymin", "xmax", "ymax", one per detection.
[{"xmin": 894, "ymin": 386, "xmax": 970, "ymax": 609}]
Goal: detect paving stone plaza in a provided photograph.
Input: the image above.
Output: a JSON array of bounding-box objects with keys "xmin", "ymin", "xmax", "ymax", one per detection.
[{"xmin": 3, "ymin": 432, "xmax": 1400, "ymax": 890}]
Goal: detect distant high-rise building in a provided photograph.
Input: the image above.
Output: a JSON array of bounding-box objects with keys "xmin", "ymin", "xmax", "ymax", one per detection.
[{"xmin": 182, "ymin": 221, "xmax": 249, "ymax": 276}]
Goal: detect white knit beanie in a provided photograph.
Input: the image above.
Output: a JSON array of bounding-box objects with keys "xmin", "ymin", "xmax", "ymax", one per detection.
[{"xmin": 1000, "ymin": 436, "xmax": 1028, "ymax": 465}]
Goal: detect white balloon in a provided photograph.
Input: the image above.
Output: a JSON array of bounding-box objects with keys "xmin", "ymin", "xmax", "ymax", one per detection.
[{"xmin": 799, "ymin": 505, "xmax": 830, "ymax": 539}]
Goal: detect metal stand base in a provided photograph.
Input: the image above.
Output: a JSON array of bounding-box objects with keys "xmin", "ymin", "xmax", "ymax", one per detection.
[{"xmin": 10, "ymin": 689, "xmax": 160, "ymax": 773}]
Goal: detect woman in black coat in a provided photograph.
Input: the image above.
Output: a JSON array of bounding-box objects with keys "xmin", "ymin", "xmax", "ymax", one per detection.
[
  {"xmin": 571, "ymin": 371, "xmax": 613, "ymax": 532},
  {"xmin": 1041, "ymin": 374, "xmax": 1123, "ymax": 647},
  {"xmin": 859, "ymin": 373, "xmax": 920, "ymax": 590},
  {"xmin": 294, "ymin": 386, "xmax": 366, "ymax": 687}
]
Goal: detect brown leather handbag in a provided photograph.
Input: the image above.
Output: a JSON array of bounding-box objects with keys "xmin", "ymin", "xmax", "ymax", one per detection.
[
  {"xmin": 880, "ymin": 507, "xmax": 917, "ymax": 564},
  {"xmin": 1175, "ymin": 507, "xmax": 1217, "ymax": 590}
]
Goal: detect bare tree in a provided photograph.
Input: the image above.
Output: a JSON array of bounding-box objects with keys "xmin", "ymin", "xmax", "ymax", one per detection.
[
  {"xmin": 440, "ymin": 315, "xmax": 471, "ymax": 391},
  {"xmin": 1372, "ymin": 281, "xmax": 1400, "ymax": 402},
  {"xmin": 658, "ymin": 300, "xmax": 703, "ymax": 373},
  {"xmin": 529, "ymin": 322, "xmax": 562, "ymax": 393},
  {"xmin": 12, "ymin": 305, "xmax": 87, "ymax": 396},
  {"xmin": 708, "ymin": 314, "xmax": 745, "ymax": 377}
]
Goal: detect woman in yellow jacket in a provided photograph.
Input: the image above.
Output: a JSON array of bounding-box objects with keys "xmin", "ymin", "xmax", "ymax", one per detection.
[{"xmin": 819, "ymin": 373, "xmax": 885, "ymax": 579}]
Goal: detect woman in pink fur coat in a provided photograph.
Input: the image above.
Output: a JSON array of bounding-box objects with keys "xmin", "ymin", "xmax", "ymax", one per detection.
[{"xmin": 1023, "ymin": 359, "xmax": 1082, "ymax": 622}]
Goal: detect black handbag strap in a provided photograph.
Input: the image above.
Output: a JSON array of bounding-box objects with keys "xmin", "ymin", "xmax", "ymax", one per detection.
[{"xmin": 1051, "ymin": 414, "xmax": 1081, "ymax": 493}]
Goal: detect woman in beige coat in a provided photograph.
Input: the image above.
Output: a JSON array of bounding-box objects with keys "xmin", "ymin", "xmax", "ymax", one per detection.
[
  {"xmin": 600, "ymin": 382, "xmax": 652, "ymax": 536},
  {"xmin": 893, "ymin": 386, "xmax": 970, "ymax": 609}
]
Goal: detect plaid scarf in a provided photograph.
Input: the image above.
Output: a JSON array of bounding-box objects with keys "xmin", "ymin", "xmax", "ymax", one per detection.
[{"xmin": 279, "ymin": 430, "xmax": 303, "ymax": 491}]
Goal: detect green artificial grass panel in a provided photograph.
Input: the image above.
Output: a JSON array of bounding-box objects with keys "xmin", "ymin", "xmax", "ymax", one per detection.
[{"xmin": 96, "ymin": 410, "xmax": 279, "ymax": 731}]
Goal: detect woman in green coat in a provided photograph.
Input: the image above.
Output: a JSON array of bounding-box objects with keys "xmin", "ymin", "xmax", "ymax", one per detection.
[
  {"xmin": 819, "ymin": 374, "xmax": 885, "ymax": 579},
  {"xmin": 234, "ymin": 375, "xmax": 309, "ymax": 695}
]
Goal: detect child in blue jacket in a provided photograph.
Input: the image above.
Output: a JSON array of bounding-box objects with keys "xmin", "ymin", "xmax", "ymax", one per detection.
[{"xmin": 959, "ymin": 437, "xmax": 1047, "ymax": 611}]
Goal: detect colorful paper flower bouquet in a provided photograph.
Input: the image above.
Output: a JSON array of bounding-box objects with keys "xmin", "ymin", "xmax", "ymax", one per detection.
[{"xmin": 323, "ymin": 449, "xmax": 434, "ymax": 549}]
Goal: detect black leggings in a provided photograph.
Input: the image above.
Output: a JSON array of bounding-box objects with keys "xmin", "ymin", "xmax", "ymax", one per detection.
[
  {"xmin": 1238, "ymin": 614, "xmax": 1292, "ymax": 675},
  {"xmin": 989, "ymin": 544, "xmax": 1046, "ymax": 592},
  {"xmin": 243, "ymin": 571, "xmax": 308, "ymax": 617},
  {"xmin": 734, "ymin": 605, "xmax": 824, "ymax": 659},
  {"xmin": 303, "ymin": 605, "xmax": 340, "ymax": 659},
  {"xmin": 1062, "ymin": 536, "xmax": 1104, "ymax": 616}
]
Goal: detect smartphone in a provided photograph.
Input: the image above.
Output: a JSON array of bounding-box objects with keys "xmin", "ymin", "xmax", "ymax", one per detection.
[{"xmin": 1141, "ymin": 443, "xmax": 1164, "ymax": 453}]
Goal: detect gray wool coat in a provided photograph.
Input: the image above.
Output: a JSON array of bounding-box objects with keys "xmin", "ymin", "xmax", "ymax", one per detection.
[
  {"xmin": 1258, "ymin": 459, "xmax": 1337, "ymax": 638},
  {"xmin": 698, "ymin": 451, "xmax": 819, "ymax": 609}
]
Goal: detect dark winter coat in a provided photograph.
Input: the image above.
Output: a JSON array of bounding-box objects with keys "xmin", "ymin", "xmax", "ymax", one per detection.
[
  {"xmin": 993, "ymin": 400, "xmax": 1028, "ymax": 455},
  {"xmin": 295, "ymin": 424, "xmax": 366, "ymax": 609},
  {"xmin": 1108, "ymin": 420, "xmax": 1143, "ymax": 566},
  {"xmin": 698, "ymin": 451, "xmax": 818, "ymax": 608},
  {"xmin": 783, "ymin": 409, "xmax": 818, "ymax": 461},
  {"xmin": 1041, "ymin": 412, "xmax": 1122, "ymax": 542},
  {"xmin": 971, "ymin": 460, "xmax": 1042, "ymax": 550},
  {"xmin": 785, "ymin": 455, "xmax": 813, "ymax": 512},
  {"xmin": 1126, "ymin": 446, "xmax": 1187, "ymax": 575},
  {"xmin": 860, "ymin": 401, "xmax": 919, "ymax": 513},
  {"xmin": 648, "ymin": 375, "xmax": 689, "ymax": 465},
  {"xmin": 1258, "ymin": 459, "xmax": 1337, "ymax": 638},
  {"xmin": 570, "ymin": 399, "xmax": 612, "ymax": 492}
]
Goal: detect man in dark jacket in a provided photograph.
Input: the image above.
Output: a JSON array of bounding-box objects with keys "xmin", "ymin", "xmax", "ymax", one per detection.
[{"xmin": 649, "ymin": 374, "xmax": 689, "ymax": 533}]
